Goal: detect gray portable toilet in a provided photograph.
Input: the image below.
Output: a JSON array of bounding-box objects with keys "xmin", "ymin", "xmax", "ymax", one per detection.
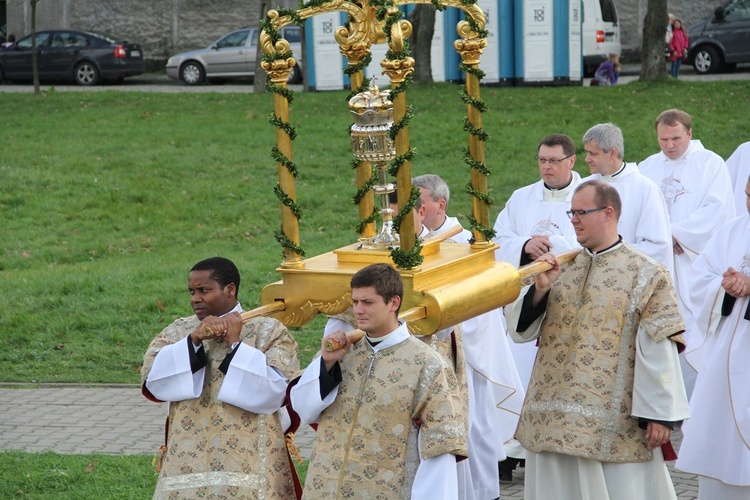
[
  {"xmin": 305, "ymin": 13, "xmax": 348, "ymax": 91},
  {"xmin": 514, "ymin": 0, "xmax": 582, "ymax": 86}
]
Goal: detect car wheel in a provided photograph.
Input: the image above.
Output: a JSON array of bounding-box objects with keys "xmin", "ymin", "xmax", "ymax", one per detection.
[
  {"xmin": 181, "ymin": 62, "xmax": 205, "ymax": 85},
  {"xmin": 74, "ymin": 61, "xmax": 100, "ymax": 85},
  {"xmin": 287, "ymin": 65, "xmax": 302, "ymax": 84},
  {"xmin": 692, "ymin": 46, "xmax": 721, "ymax": 74}
]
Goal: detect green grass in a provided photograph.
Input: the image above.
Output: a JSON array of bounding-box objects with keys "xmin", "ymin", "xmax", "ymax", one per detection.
[
  {"xmin": 0, "ymin": 450, "xmax": 309, "ymax": 498},
  {"xmin": 0, "ymin": 451, "xmax": 157, "ymax": 498},
  {"xmin": 2, "ymin": 80, "xmax": 749, "ymax": 383}
]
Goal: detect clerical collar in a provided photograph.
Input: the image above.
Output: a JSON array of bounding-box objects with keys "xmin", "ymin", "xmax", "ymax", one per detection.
[
  {"xmin": 221, "ymin": 302, "xmax": 242, "ymax": 317},
  {"xmin": 543, "ymin": 176, "xmax": 573, "ymax": 192},
  {"xmin": 586, "ymin": 236, "xmax": 623, "ymax": 256},
  {"xmin": 608, "ymin": 162, "xmax": 627, "ymax": 178},
  {"xmin": 366, "ymin": 322, "xmax": 402, "ymax": 346},
  {"xmin": 435, "ymin": 215, "xmax": 448, "ymax": 232}
]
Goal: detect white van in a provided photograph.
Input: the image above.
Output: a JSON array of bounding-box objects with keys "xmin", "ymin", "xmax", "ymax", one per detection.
[{"xmin": 581, "ymin": 0, "xmax": 622, "ymax": 76}]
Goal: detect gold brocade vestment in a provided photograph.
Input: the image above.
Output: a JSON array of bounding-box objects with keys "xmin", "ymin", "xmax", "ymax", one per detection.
[
  {"xmin": 141, "ymin": 316, "xmax": 300, "ymax": 499},
  {"xmin": 304, "ymin": 334, "xmax": 468, "ymax": 499},
  {"xmin": 516, "ymin": 244, "xmax": 685, "ymax": 462}
]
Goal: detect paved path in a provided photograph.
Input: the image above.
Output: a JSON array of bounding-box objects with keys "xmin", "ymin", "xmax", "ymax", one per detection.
[{"xmin": 0, "ymin": 385, "xmax": 700, "ymax": 498}]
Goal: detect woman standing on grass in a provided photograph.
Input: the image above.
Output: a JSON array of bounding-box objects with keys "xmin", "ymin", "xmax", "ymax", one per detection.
[{"xmin": 669, "ymin": 19, "xmax": 689, "ymax": 78}]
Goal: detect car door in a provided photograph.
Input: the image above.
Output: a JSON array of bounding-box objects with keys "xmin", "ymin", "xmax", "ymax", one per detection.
[
  {"xmin": 41, "ymin": 31, "xmax": 90, "ymax": 78},
  {"xmin": 717, "ymin": 0, "xmax": 750, "ymax": 63},
  {"xmin": 2, "ymin": 32, "xmax": 51, "ymax": 79},
  {"xmin": 203, "ymin": 29, "xmax": 251, "ymax": 75}
]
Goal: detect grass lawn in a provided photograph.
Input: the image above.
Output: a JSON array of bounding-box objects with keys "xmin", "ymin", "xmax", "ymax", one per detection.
[
  {"xmin": 2, "ymin": 80, "xmax": 749, "ymax": 383},
  {"xmin": 0, "ymin": 450, "xmax": 309, "ymax": 498}
]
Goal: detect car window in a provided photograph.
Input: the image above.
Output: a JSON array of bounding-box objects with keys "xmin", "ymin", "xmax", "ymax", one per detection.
[
  {"xmin": 16, "ymin": 33, "xmax": 51, "ymax": 49},
  {"xmin": 283, "ymin": 27, "xmax": 302, "ymax": 43},
  {"xmin": 217, "ymin": 30, "xmax": 249, "ymax": 49},
  {"xmin": 599, "ymin": 0, "xmax": 618, "ymax": 23},
  {"xmin": 52, "ymin": 32, "xmax": 89, "ymax": 48},
  {"xmin": 724, "ymin": 0, "xmax": 750, "ymax": 21}
]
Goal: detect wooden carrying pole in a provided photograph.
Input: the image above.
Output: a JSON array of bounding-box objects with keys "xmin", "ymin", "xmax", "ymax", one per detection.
[{"xmin": 323, "ymin": 248, "xmax": 582, "ymax": 351}]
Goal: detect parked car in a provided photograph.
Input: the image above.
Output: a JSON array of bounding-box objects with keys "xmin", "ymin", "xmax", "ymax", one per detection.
[
  {"xmin": 165, "ymin": 26, "xmax": 303, "ymax": 85},
  {"xmin": 688, "ymin": 0, "xmax": 750, "ymax": 74},
  {"xmin": 0, "ymin": 29, "xmax": 145, "ymax": 85}
]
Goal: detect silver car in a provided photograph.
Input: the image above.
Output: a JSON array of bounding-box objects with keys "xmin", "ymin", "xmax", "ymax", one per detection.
[{"xmin": 166, "ymin": 26, "xmax": 303, "ymax": 85}]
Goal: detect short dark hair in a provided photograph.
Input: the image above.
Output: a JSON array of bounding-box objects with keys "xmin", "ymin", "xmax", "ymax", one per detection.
[
  {"xmin": 190, "ymin": 257, "xmax": 241, "ymax": 299},
  {"xmin": 655, "ymin": 109, "xmax": 691, "ymax": 131},
  {"xmin": 539, "ymin": 133, "xmax": 576, "ymax": 157},
  {"xmin": 575, "ymin": 180, "xmax": 622, "ymax": 221},
  {"xmin": 350, "ymin": 263, "xmax": 403, "ymax": 314}
]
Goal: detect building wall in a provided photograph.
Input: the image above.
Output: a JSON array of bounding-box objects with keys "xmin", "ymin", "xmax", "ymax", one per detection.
[
  {"xmin": 617, "ymin": 0, "xmax": 720, "ymax": 60},
  {"xmin": 5, "ymin": 0, "xmax": 725, "ymax": 67},
  {"xmin": 6, "ymin": 0, "xmax": 296, "ymax": 69}
]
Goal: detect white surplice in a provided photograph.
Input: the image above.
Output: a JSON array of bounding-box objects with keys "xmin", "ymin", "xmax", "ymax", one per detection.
[
  {"xmin": 640, "ymin": 140, "xmax": 736, "ymax": 393},
  {"xmin": 291, "ymin": 322, "xmax": 459, "ymax": 500},
  {"xmin": 582, "ymin": 162, "xmax": 674, "ymax": 277},
  {"xmin": 436, "ymin": 215, "xmax": 525, "ymax": 499},
  {"xmin": 726, "ymin": 141, "xmax": 750, "ymax": 217},
  {"xmin": 493, "ymin": 174, "xmax": 581, "ymax": 392},
  {"xmin": 675, "ymin": 213, "xmax": 750, "ymax": 496},
  {"xmin": 145, "ymin": 303, "xmax": 289, "ymax": 414}
]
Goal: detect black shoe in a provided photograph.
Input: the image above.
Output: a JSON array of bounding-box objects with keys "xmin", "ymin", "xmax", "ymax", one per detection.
[{"xmin": 498, "ymin": 458, "xmax": 518, "ymax": 482}]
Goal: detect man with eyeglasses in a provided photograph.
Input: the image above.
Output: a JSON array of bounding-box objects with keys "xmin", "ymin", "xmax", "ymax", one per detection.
[
  {"xmin": 580, "ymin": 123, "xmax": 673, "ymax": 276},
  {"xmin": 505, "ymin": 180, "xmax": 689, "ymax": 500},
  {"xmin": 639, "ymin": 109, "xmax": 735, "ymax": 398},
  {"xmin": 492, "ymin": 134, "xmax": 582, "ymax": 475}
]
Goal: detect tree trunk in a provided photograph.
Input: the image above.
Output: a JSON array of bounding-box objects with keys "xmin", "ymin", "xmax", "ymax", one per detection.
[
  {"xmin": 31, "ymin": 0, "xmax": 40, "ymax": 94},
  {"xmin": 408, "ymin": 5, "xmax": 435, "ymax": 83},
  {"xmin": 253, "ymin": 2, "xmax": 269, "ymax": 92},
  {"xmin": 639, "ymin": 0, "xmax": 668, "ymax": 81}
]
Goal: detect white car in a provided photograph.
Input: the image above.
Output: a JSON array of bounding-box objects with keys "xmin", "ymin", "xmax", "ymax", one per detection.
[{"xmin": 166, "ymin": 26, "xmax": 303, "ymax": 85}]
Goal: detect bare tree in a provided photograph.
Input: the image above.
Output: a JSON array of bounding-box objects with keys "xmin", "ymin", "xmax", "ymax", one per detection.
[
  {"xmin": 31, "ymin": 0, "xmax": 41, "ymax": 94},
  {"xmin": 639, "ymin": 0, "xmax": 668, "ymax": 81},
  {"xmin": 408, "ymin": 5, "xmax": 435, "ymax": 83},
  {"xmin": 254, "ymin": 2, "xmax": 269, "ymax": 92}
]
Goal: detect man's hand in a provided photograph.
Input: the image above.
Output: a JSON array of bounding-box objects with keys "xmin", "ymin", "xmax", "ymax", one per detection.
[
  {"xmin": 672, "ymin": 237, "xmax": 684, "ymax": 256},
  {"xmin": 321, "ymin": 330, "xmax": 351, "ymax": 372},
  {"xmin": 645, "ymin": 422, "xmax": 672, "ymax": 450},
  {"xmin": 524, "ymin": 236, "xmax": 553, "ymax": 260},
  {"xmin": 722, "ymin": 267, "xmax": 750, "ymax": 298},
  {"xmin": 533, "ymin": 252, "xmax": 561, "ymax": 306},
  {"xmin": 191, "ymin": 313, "xmax": 243, "ymax": 346}
]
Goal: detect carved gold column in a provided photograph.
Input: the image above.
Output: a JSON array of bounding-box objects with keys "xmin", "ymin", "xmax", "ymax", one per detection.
[
  {"xmin": 261, "ymin": 25, "xmax": 304, "ymax": 268},
  {"xmin": 381, "ymin": 15, "xmax": 416, "ymax": 255},
  {"xmin": 455, "ymin": 29, "xmax": 491, "ymax": 246},
  {"xmin": 341, "ymin": 43, "xmax": 377, "ymax": 240}
]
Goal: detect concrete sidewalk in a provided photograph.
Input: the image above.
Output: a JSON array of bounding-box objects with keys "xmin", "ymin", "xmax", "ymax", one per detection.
[{"xmin": 0, "ymin": 385, "xmax": 699, "ymax": 499}]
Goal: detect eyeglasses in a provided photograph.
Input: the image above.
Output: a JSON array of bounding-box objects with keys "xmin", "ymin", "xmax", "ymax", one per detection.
[
  {"xmin": 566, "ymin": 207, "xmax": 607, "ymax": 220},
  {"xmin": 536, "ymin": 154, "xmax": 573, "ymax": 165}
]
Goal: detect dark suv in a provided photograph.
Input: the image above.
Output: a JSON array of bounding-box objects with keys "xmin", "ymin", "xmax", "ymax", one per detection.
[{"xmin": 687, "ymin": 0, "xmax": 750, "ymax": 74}]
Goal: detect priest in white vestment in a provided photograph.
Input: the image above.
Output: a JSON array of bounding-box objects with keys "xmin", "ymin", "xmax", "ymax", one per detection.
[
  {"xmin": 581, "ymin": 123, "xmax": 673, "ymax": 276},
  {"xmin": 675, "ymin": 184, "xmax": 750, "ymax": 500},
  {"xmin": 493, "ymin": 134, "xmax": 582, "ymax": 471},
  {"xmin": 413, "ymin": 173, "xmax": 526, "ymax": 497},
  {"xmin": 141, "ymin": 257, "xmax": 300, "ymax": 499},
  {"xmin": 639, "ymin": 109, "xmax": 735, "ymax": 396},
  {"xmin": 506, "ymin": 181, "xmax": 689, "ymax": 500},
  {"xmin": 726, "ymin": 141, "xmax": 750, "ymax": 216},
  {"xmin": 291, "ymin": 263, "xmax": 468, "ymax": 500}
]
